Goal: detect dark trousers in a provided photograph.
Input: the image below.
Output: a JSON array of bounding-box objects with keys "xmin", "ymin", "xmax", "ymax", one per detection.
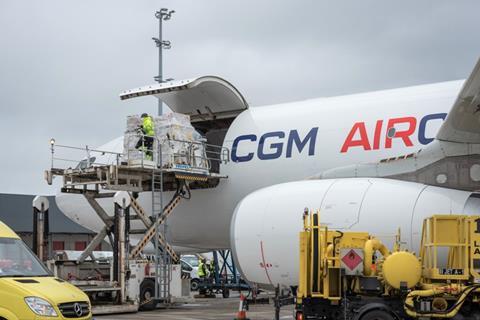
[{"xmin": 135, "ymin": 136, "xmax": 154, "ymax": 159}]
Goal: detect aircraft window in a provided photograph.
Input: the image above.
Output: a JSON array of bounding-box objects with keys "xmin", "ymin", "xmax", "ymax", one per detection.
[{"xmin": 75, "ymin": 157, "xmax": 97, "ymax": 170}]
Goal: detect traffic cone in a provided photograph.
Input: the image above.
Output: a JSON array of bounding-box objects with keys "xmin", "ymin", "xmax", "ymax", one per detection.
[{"xmin": 234, "ymin": 294, "xmax": 250, "ymax": 320}]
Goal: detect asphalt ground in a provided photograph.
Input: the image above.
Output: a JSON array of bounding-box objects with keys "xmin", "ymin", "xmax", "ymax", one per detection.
[{"xmin": 95, "ymin": 295, "xmax": 294, "ymax": 320}]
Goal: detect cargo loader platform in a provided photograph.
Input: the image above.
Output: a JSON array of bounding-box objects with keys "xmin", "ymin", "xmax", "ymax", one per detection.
[
  {"xmin": 46, "ymin": 135, "xmax": 229, "ymax": 194},
  {"xmin": 50, "ymin": 163, "xmax": 228, "ymax": 194},
  {"xmin": 44, "ymin": 135, "xmax": 230, "ymax": 313}
]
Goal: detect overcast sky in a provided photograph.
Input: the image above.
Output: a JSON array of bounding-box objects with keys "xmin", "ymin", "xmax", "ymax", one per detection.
[{"xmin": 1, "ymin": 1, "xmax": 480, "ymax": 195}]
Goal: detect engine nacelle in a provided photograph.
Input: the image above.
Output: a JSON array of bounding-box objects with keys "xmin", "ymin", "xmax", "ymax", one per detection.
[{"xmin": 230, "ymin": 178, "xmax": 480, "ymax": 289}]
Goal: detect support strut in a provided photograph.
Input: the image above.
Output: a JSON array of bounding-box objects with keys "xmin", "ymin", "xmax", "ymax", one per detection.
[{"xmin": 129, "ymin": 194, "xmax": 181, "ymax": 261}]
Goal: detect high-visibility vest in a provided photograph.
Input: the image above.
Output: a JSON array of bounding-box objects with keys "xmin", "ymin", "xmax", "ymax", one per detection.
[
  {"xmin": 198, "ymin": 262, "xmax": 207, "ymax": 277},
  {"xmin": 142, "ymin": 116, "xmax": 155, "ymax": 136}
]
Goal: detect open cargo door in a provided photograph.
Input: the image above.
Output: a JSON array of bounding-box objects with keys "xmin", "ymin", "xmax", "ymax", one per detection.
[{"xmin": 120, "ymin": 76, "xmax": 248, "ymax": 127}]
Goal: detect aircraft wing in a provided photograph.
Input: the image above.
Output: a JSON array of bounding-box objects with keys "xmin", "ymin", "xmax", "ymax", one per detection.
[{"xmin": 436, "ymin": 57, "xmax": 480, "ymax": 143}]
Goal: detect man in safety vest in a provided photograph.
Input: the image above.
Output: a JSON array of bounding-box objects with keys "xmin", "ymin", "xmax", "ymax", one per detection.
[
  {"xmin": 197, "ymin": 258, "xmax": 209, "ymax": 295},
  {"xmin": 135, "ymin": 113, "xmax": 155, "ymax": 161},
  {"xmin": 207, "ymin": 260, "xmax": 215, "ymax": 279},
  {"xmin": 198, "ymin": 258, "xmax": 208, "ymax": 280},
  {"xmin": 198, "ymin": 258, "xmax": 208, "ymax": 294}
]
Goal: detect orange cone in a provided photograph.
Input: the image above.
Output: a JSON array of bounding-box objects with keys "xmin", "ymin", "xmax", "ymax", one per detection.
[{"xmin": 234, "ymin": 294, "xmax": 250, "ymax": 320}]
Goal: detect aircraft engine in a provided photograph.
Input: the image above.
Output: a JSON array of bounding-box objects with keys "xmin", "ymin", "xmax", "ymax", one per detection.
[{"xmin": 230, "ymin": 178, "xmax": 480, "ymax": 289}]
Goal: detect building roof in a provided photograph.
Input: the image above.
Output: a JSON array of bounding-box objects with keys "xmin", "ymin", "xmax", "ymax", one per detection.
[{"xmin": 0, "ymin": 193, "xmax": 93, "ymax": 234}]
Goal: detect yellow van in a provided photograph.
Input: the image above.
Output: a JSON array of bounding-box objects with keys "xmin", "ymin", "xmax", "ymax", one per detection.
[{"xmin": 0, "ymin": 221, "xmax": 92, "ymax": 320}]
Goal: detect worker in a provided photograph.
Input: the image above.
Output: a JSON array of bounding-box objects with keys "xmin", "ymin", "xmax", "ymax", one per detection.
[
  {"xmin": 197, "ymin": 258, "xmax": 209, "ymax": 295},
  {"xmin": 207, "ymin": 260, "xmax": 215, "ymax": 279},
  {"xmin": 198, "ymin": 258, "xmax": 208, "ymax": 281},
  {"xmin": 135, "ymin": 113, "xmax": 155, "ymax": 161}
]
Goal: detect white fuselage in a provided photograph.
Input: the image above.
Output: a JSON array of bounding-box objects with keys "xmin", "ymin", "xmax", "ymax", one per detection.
[{"xmin": 56, "ymin": 80, "xmax": 462, "ymax": 252}]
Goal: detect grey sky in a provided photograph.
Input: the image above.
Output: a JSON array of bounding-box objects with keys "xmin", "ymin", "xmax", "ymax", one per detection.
[{"xmin": 1, "ymin": 1, "xmax": 479, "ymax": 195}]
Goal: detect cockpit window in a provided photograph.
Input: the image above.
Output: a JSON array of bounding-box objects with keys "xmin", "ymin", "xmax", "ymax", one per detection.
[
  {"xmin": 75, "ymin": 157, "xmax": 96, "ymax": 170},
  {"xmin": 0, "ymin": 238, "xmax": 50, "ymax": 277}
]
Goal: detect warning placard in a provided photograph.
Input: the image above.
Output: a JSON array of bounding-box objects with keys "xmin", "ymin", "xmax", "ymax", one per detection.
[{"xmin": 340, "ymin": 248, "xmax": 364, "ymax": 275}]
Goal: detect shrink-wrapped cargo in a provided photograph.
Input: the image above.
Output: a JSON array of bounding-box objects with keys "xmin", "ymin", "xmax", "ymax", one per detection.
[
  {"xmin": 123, "ymin": 115, "xmax": 145, "ymax": 162},
  {"xmin": 122, "ymin": 113, "xmax": 208, "ymax": 172}
]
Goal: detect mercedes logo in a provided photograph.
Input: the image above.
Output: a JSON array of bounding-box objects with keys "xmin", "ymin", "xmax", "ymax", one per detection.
[{"xmin": 73, "ymin": 303, "xmax": 83, "ymax": 317}]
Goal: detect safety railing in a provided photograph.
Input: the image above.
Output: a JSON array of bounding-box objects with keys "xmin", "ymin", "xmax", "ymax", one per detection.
[
  {"xmin": 48, "ymin": 139, "xmax": 123, "ymax": 171},
  {"xmin": 48, "ymin": 134, "xmax": 230, "ymax": 175},
  {"xmin": 124, "ymin": 134, "xmax": 230, "ymax": 174}
]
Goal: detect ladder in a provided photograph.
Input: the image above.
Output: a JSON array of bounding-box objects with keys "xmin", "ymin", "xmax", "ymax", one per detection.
[
  {"xmin": 152, "ymin": 170, "xmax": 170, "ymax": 302},
  {"xmin": 127, "ymin": 171, "xmax": 183, "ymax": 303}
]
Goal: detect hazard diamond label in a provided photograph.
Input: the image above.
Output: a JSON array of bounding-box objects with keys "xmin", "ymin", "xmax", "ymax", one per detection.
[{"xmin": 341, "ymin": 249, "xmax": 363, "ymax": 274}]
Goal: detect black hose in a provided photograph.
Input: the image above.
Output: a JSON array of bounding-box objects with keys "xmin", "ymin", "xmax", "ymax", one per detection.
[
  {"xmin": 332, "ymin": 231, "xmax": 344, "ymax": 258},
  {"xmin": 184, "ymin": 184, "xmax": 192, "ymax": 199},
  {"xmin": 175, "ymin": 179, "xmax": 191, "ymax": 200},
  {"xmin": 312, "ymin": 213, "xmax": 320, "ymax": 292}
]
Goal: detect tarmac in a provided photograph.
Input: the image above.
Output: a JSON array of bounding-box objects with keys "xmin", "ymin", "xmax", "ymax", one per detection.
[{"xmin": 95, "ymin": 294, "xmax": 294, "ymax": 320}]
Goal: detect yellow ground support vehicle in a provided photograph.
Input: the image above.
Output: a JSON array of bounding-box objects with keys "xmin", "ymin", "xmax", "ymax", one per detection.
[
  {"xmin": 296, "ymin": 211, "xmax": 480, "ymax": 320},
  {"xmin": 0, "ymin": 221, "xmax": 92, "ymax": 320}
]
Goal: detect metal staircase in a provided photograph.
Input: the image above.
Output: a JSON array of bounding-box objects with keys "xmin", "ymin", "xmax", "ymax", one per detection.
[{"xmin": 152, "ymin": 169, "xmax": 169, "ymax": 302}]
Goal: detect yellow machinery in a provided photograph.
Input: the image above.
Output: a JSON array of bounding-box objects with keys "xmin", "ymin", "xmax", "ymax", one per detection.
[{"xmin": 296, "ymin": 211, "xmax": 480, "ymax": 320}]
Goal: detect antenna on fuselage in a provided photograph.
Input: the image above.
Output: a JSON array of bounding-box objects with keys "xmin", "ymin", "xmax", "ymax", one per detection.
[{"xmin": 152, "ymin": 8, "xmax": 175, "ymax": 115}]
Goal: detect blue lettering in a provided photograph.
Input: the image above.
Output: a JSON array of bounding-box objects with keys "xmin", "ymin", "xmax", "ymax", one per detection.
[
  {"xmin": 258, "ymin": 131, "xmax": 285, "ymax": 160},
  {"xmin": 232, "ymin": 134, "xmax": 257, "ymax": 162},
  {"xmin": 418, "ymin": 113, "xmax": 447, "ymax": 145},
  {"xmin": 232, "ymin": 128, "xmax": 319, "ymax": 162},
  {"xmin": 286, "ymin": 128, "xmax": 318, "ymax": 158}
]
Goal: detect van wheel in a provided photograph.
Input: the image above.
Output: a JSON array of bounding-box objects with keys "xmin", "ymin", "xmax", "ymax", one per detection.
[
  {"xmin": 139, "ymin": 279, "xmax": 156, "ymax": 311},
  {"xmin": 360, "ymin": 310, "xmax": 395, "ymax": 320},
  {"xmin": 222, "ymin": 288, "xmax": 230, "ymax": 298},
  {"xmin": 191, "ymin": 279, "xmax": 200, "ymax": 291}
]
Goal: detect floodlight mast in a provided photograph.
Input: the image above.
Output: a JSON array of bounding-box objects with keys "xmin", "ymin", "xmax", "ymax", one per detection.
[{"xmin": 153, "ymin": 8, "xmax": 175, "ymax": 116}]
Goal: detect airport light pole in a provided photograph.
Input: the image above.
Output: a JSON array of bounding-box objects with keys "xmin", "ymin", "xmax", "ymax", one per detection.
[
  {"xmin": 153, "ymin": 8, "xmax": 174, "ymax": 116},
  {"xmin": 152, "ymin": 9, "xmax": 174, "ymax": 301}
]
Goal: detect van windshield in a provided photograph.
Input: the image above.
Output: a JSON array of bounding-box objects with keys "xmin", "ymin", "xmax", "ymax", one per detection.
[
  {"xmin": 0, "ymin": 238, "xmax": 50, "ymax": 277},
  {"xmin": 182, "ymin": 256, "xmax": 199, "ymax": 267}
]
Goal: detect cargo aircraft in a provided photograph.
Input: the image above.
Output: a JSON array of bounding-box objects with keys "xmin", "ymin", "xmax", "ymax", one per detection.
[{"xmin": 56, "ymin": 57, "xmax": 480, "ymax": 289}]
